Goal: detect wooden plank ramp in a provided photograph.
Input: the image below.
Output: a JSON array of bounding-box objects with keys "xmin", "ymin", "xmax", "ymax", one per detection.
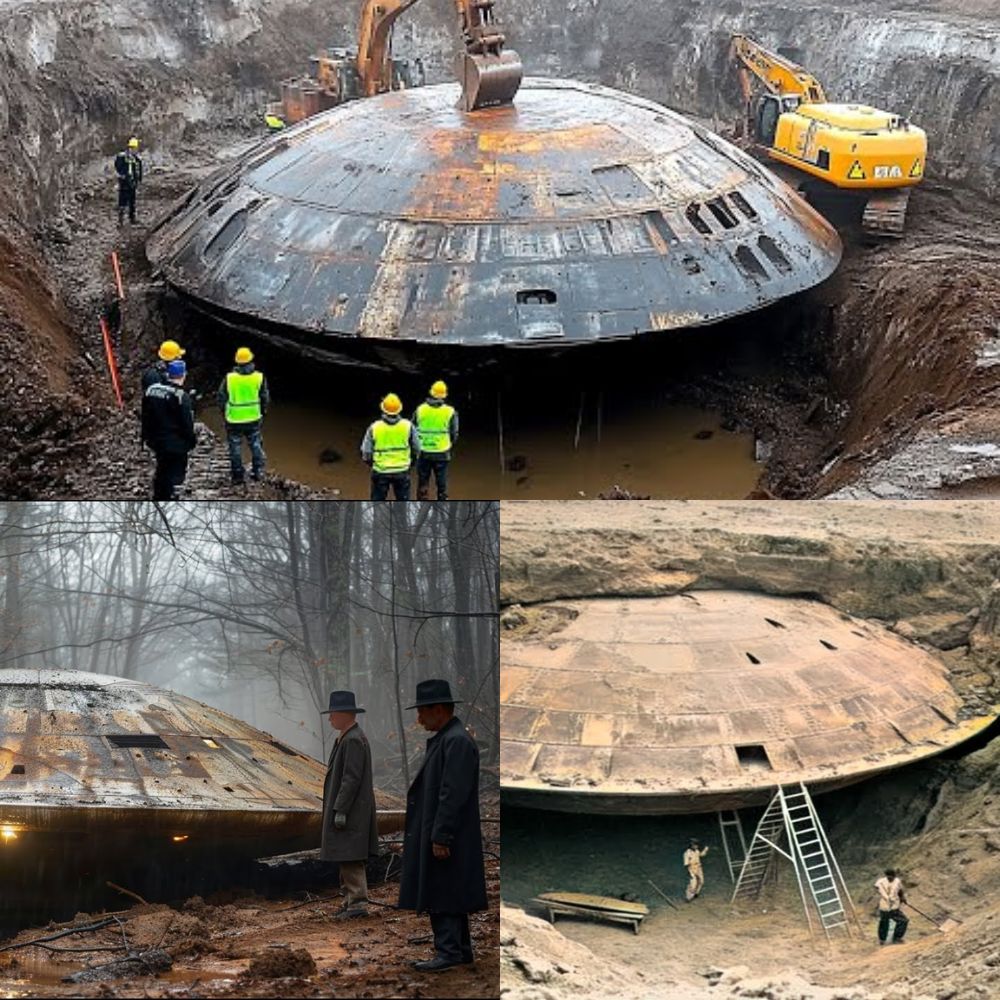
[{"xmin": 533, "ymin": 892, "xmax": 650, "ymax": 934}]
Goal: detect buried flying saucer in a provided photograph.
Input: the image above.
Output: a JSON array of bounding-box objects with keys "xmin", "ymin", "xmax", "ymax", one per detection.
[{"xmin": 500, "ymin": 592, "xmax": 996, "ymax": 814}]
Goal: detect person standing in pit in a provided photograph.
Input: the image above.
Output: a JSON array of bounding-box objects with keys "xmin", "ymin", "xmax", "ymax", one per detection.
[
  {"xmin": 114, "ymin": 137, "xmax": 143, "ymax": 225},
  {"xmin": 142, "ymin": 359, "xmax": 197, "ymax": 500},
  {"xmin": 875, "ymin": 868, "xmax": 909, "ymax": 945},
  {"xmin": 216, "ymin": 346, "xmax": 269, "ymax": 485},
  {"xmin": 361, "ymin": 393, "xmax": 421, "ymax": 501},
  {"xmin": 414, "ymin": 381, "xmax": 459, "ymax": 501},
  {"xmin": 684, "ymin": 839, "xmax": 710, "ymax": 901}
]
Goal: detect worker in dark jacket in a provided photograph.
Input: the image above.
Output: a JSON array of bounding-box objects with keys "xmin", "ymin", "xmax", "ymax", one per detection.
[
  {"xmin": 141, "ymin": 359, "xmax": 197, "ymax": 500},
  {"xmin": 399, "ymin": 679, "xmax": 486, "ymax": 972},
  {"xmin": 216, "ymin": 346, "xmax": 269, "ymax": 484},
  {"xmin": 141, "ymin": 339, "xmax": 185, "ymax": 392},
  {"xmin": 319, "ymin": 690, "xmax": 378, "ymax": 919},
  {"xmin": 114, "ymin": 137, "xmax": 143, "ymax": 225}
]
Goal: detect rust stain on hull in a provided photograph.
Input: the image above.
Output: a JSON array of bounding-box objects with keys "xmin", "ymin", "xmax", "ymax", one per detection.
[
  {"xmin": 0, "ymin": 669, "xmax": 401, "ymax": 840},
  {"xmin": 500, "ymin": 593, "xmax": 996, "ymax": 814},
  {"xmin": 147, "ymin": 78, "xmax": 842, "ymax": 351}
]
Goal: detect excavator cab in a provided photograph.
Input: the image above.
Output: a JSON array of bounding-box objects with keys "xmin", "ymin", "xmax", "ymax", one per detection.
[{"xmin": 754, "ymin": 93, "xmax": 782, "ymax": 146}]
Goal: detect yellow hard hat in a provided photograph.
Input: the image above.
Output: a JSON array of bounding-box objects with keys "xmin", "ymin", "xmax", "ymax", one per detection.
[
  {"xmin": 235, "ymin": 347, "xmax": 254, "ymax": 364},
  {"xmin": 128, "ymin": 137, "xmax": 140, "ymax": 150},
  {"xmin": 381, "ymin": 393, "xmax": 403, "ymax": 416},
  {"xmin": 430, "ymin": 380, "xmax": 448, "ymax": 399},
  {"xmin": 158, "ymin": 340, "xmax": 185, "ymax": 361}
]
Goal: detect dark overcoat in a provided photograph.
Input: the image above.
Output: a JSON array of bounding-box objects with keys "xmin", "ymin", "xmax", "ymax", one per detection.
[
  {"xmin": 319, "ymin": 723, "xmax": 378, "ymax": 863},
  {"xmin": 398, "ymin": 716, "xmax": 487, "ymax": 914}
]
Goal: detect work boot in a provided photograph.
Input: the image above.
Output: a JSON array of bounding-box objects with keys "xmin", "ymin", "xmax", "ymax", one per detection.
[
  {"xmin": 412, "ymin": 956, "xmax": 460, "ymax": 972},
  {"xmin": 333, "ymin": 907, "xmax": 367, "ymax": 920}
]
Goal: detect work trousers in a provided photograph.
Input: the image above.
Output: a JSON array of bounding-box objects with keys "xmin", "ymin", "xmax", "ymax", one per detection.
[
  {"xmin": 877, "ymin": 908, "xmax": 909, "ymax": 943},
  {"xmin": 371, "ymin": 471, "xmax": 410, "ymax": 500},
  {"xmin": 118, "ymin": 183, "xmax": 137, "ymax": 224},
  {"xmin": 226, "ymin": 421, "xmax": 265, "ymax": 482},
  {"xmin": 152, "ymin": 450, "xmax": 189, "ymax": 500},
  {"xmin": 339, "ymin": 859, "xmax": 369, "ymax": 910},
  {"xmin": 428, "ymin": 912, "xmax": 473, "ymax": 964},
  {"xmin": 685, "ymin": 867, "xmax": 704, "ymax": 901},
  {"xmin": 416, "ymin": 456, "xmax": 449, "ymax": 500}
]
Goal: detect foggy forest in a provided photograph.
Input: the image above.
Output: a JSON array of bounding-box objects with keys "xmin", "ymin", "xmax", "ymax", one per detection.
[{"xmin": 0, "ymin": 501, "xmax": 499, "ymax": 793}]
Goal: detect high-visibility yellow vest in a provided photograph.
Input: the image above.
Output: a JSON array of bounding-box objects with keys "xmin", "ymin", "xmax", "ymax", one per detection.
[
  {"xmin": 415, "ymin": 402, "xmax": 455, "ymax": 454},
  {"xmin": 372, "ymin": 419, "xmax": 413, "ymax": 473},
  {"xmin": 225, "ymin": 371, "xmax": 264, "ymax": 423}
]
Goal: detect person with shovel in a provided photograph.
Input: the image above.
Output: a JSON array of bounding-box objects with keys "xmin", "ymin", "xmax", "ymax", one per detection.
[{"xmin": 875, "ymin": 868, "xmax": 909, "ymax": 944}]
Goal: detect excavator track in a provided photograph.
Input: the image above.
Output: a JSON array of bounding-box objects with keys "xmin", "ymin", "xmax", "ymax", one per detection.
[{"xmin": 862, "ymin": 188, "xmax": 911, "ymax": 238}]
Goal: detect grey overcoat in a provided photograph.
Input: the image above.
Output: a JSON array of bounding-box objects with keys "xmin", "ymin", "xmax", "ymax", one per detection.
[{"xmin": 319, "ymin": 722, "xmax": 378, "ymax": 862}]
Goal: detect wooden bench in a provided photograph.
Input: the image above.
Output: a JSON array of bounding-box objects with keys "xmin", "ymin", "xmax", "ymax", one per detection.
[{"xmin": 533, "ymin": 892, "xmax": 649, "ymax": 934}]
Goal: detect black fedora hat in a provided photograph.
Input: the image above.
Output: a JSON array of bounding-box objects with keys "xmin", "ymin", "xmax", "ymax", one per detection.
[
  {"xmin": 406, "ymin": 679, "xmax": 463, "ymax": 709},
  {"xmin": 321, "ymin": 690, "xmax": 365, "ymax": 714}
]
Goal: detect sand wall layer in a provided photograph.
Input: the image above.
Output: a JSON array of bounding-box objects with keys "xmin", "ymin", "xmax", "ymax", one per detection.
[{"xmin": 499, "ymin": 500, "xmax": 1000, "ymax": 621}]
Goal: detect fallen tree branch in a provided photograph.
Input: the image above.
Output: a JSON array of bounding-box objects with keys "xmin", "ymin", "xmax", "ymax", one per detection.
[
  {"xmin": 0, "ymin": 918, "xmax": 117, "ymax": 953},
  {"xmin": 106, "ymin": 881, "xmax": 149, "ymax": 906}
]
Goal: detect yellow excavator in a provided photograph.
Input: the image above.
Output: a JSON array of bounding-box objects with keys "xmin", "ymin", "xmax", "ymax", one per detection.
[
  {"xmin": 268, "ymin": 0, "xmax": 521, "ymax": 124},
  {"xmin": 731, "ymin": 35, "xmax": 927, "ymax": 237}
]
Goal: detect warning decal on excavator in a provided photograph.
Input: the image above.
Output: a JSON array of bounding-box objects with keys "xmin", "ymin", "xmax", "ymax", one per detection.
[
  {"xmin": 847, "ymin": 160, "xmax": 866, "ymax": 180},
  {"xmin": 910, "ymin": 159, "xmax": 923, "ymax": 178},
  {"xmin": 874, "ymin": 165, "xmax": 903, "ymax": 180}
]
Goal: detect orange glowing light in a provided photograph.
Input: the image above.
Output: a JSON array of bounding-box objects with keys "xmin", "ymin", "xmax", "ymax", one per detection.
[
  {"xmin": 171, "ymin": 834, "xmax": 189, "ymax": 843},
  {"xmin": 1, "ymin": 826, "xmax": 18, "ymax": 842}
]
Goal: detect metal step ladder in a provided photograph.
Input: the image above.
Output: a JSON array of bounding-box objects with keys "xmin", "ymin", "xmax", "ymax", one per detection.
[
  {"xmin": 717, "ymin": 809, "xmax": 749, "ymax": 884},
  {"xmin": 731, "ymin": 783, "xmax": 858, "ymax": 939}
]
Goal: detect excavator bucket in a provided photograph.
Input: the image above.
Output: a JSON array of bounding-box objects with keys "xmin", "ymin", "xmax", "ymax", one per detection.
[{"xmin": 455, "ymin": 49, "xmax": 522, "ymax": 111}]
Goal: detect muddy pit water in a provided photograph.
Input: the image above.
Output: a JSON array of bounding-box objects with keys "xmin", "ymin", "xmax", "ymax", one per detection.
[{"xmin": 182, "ymin": 309, "xmax": 801, "ymax": 499}]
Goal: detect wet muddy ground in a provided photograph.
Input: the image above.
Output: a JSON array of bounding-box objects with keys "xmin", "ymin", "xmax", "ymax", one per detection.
[{"xmin": 0, "ymin": 836, "xmax": 500, "ymax": 998}]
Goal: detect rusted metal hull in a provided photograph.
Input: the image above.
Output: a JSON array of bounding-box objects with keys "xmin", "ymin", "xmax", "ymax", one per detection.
[
  {"xmin": 501, "ymin": 593, "xmax": 996, "ymax": 814},
  {"xmin": 0, "ymin": 668, "xmax": 399, "ymax": 846},
  {"xmin": 148, "ymin": 78, "xmax": 842, "ymax": 355}
]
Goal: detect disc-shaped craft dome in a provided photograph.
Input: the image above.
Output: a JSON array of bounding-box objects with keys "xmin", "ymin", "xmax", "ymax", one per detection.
[
  {"xmin": 501, "ymin": 592, "xmax": 991, "ymax": 814},
  {"xmin": 0, "ymin": 668, "xmax": 361, "ymax": 839},
  {"xmin": 148, "ymin": 78, "xmax": 841, "ymax": 357}
]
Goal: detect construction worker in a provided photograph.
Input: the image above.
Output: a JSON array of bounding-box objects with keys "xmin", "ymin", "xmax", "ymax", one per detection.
[
  {"xmin": 142, "ymin": 340, "xmax": 185, "ymax": 391},
  {"xmin": 683, "ymin": 839, "xmax": 710, "ymax": 901},
  {"xmin": 875, "ymin": 868, "xmax": 909, "ymax": 945},
  {"xmin": 114, "ymin": 137, "xmax": 143, "ymax": 225},
  {"xmin": 142, "ymin": 359, "xmax": 197, "ymax": 500},
  {"xmin": 360, "ymin": 394, "xmax": 420, "ymax": 501},
  {"xmin": 216, "ymin": 347, "xmax": 269, "ymax": 485},
  {"xmin": 414, "ymin": 381, "xmax": 459, "ymax": 501}
]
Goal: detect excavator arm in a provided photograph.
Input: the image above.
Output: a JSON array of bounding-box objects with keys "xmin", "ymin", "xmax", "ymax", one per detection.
[
  {"xmin": 356, "ymin": 0, "xmax": 423, "ymax": 97},
  {"xmin": 353, "ymin": 0, "xmax": 522, "ymax": 109},
  {"xmin": 731, "ymin": 35, "xmax": 826, "ymax": 105}
]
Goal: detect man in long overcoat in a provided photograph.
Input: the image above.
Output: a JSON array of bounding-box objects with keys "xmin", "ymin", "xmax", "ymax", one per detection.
[
  {"xmin": 319, "ymin": 690, "xmax": 378, "ymax": 918},
  {"xmin": 399, "ymin": 679, "xmax": 487, "ymax": 971}
]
